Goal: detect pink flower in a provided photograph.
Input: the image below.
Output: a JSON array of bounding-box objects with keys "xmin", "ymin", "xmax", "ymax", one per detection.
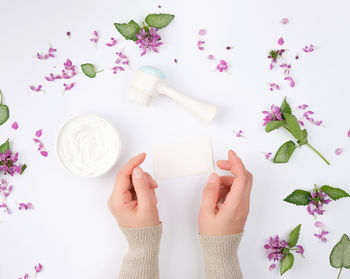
[
  {"xmin": 216, "ymin": 60, "xmax": 228, "ymax": 72},
  {"xmin": 198, "ymin": 29, "xmax": 207, "ymax": 35},
  {"xmin": 262, "ymin": 105, "xmax": 283, "ymax": 126},
  {"xmin": 278, "ymin": 37, "xmax": 284, "ymax": 46},
  {"xmin": 90, "ymin": 30, "xmax": 99, "ymax": 44},
  {"xmin": 36, "ymin": 46, "xmax": 56, "ymax": 60},
  {"xmin": 0, "ymin": 178, "xmax": 13, "ymax": 198},
  {"xmin": 208, "ymin": 54, "xmax": 215, "ymax": 60},
  {"xmin": 265, "ymin": 152, "xmax": 272, "ymax": 160},
  {"xmin": 234, "ymin": 130, "xmax": 243, "ymax": 138},
  {"xmin": 268, "ymin": 83, "xmax": 280, "ymax": 92},
  {"xmin": 284, "ymin": 76, "xmax": 295, "ymax": 87},
  {"xmin": 135, "ymin": 28, "xmax": 163, "ymax": 56},
  {"xmin": 112, "ymin": 51, "xmax": 129, "ymax": 74},
  {"xmin": 280, "ymin": 18, "xmax": 289, "ymax": 24},
  {"xmin": 105, "ymin": 37, "xmax": 117, "ymax": 47},
  {"xmin": 280, "ymin": 63, "xmax": 291, "ymax": 75},
  {"xmin": 335, "ymin": 148, "xmax": 343, "ymax": 155},
  {"xmin": 302, "ymin": 44, "xmax": 315, "ymax": 53},
  {"xmin": 197, "ymin": 40, "xmax": 205, "ymax": 50},
  {"xmin": 18, "ymin": 202, "xmax": 35, "ymax": 210},
  {"xmin": 63, "ymin": 82, "xmax": 75, "ymax": 91},
  {"xmin": 30, "ymin": 85, "xmax": 42, "ymax": 92},
  {"xmin": 0, "ymin": 150, "xmax": 23, "ymax": 176},
  {"xmin": 34, "ymin": 263, "xmax": 43, "ymax": 273},
  {"xmin": 12, "ymin": 121, "xmax": 19, "ymax": 130},
  {"xmin": 18, "ymin": 273, "xmax": 29, "ymax": 279},
  {"xmin": 36, "ymin": 129, "xmax": 43, "ymax": 137},
  {"xmin": 0, "ymin": 203, "xmax": 11, "ymax": 214}
]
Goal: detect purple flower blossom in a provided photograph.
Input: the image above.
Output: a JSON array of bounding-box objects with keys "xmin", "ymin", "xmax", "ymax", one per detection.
[
  {"xmin": 268, "ymin": 83, "xmax": 280, "ymax": 92},
  {"xmin": 18, "ymin": 273, "xmax": 29, "ymax": 279},
  {"xmin": 105, "ymin": 37, "xmax": 117, "ymax": 47},
  {"xmin": 284, "ymin": 76, "xmax": 295, "ymax": 87},
  {"xmin": 307, "ymin": 188, "xmax": 331, "ymax": 216},
  {"xmin": 302, "ymin": 44, "xmax": 315, "ymax": 53},
  {"xmin": 18, "ymin": 202, "xmax": 35, "ymax": 211},
  {"xmin": 278, "ymin": 37, "xmax": 284, "ymax": 46},
  {"xmin": 12, "ymin": 121, "xmax": 19, "ymax": 130},
  {"xmin": 197, "ymin": 40, "xmax": 205, "ymax": 50},
  {"xmin": 234, "ymin": 130, "xmax": 243, "ymax": 138},
  {"xmin": 35, "ymin": 263, "xmax": 43, "ymax": 273},
  {"xmin": 280, "ymin": 63, "xmax": 292, "ymax": 76},
  {"xmin": 267, "ymin": 49, "xmax": 285, "ymax": 70},
  {"xmin": 0, "ymin": 149, "xmax": 23, "ymax": 176},
  {"xmin": 0, "ymin": 178, "xmax": 13, "ymax": 198},
  {"xmin": 335, "ymin": 148, "xmax": 343, "ymax": 155},
  {"xmin": 347, "ymin": 130, "xmax": 350, "ymax": 137},
  {"xmin": 280, "ymin": 18, "xmax": 289, "ymax": 24},
  {"xmin": 63, "ymin": 82, "xmax": 75, "ymax": 91},
  {"xmin": 295, "ymin": 245, "xmax": 304, "ymax": 255},
  {"xmin": 30, "ymin": 85, "xmax": 43, "ymax": 92},
  {"xmin": 314, "ymin": 230, "xmax": 329, "ymax": 242},
  {"xmin": 208, "ymin": 54, "xmax": 215, "ymax": 60},
  {"xmin": 264, "ymin": 235, "xmax": 289, "ymax": 270},
  {"xmin": 37, "ymin": 46, "xmax": 56, "ymax": 60},
  {"xmin": 135, "ymin": 27, "xmax": 163, "ymax": 56},
  {"xmin": 297, "ymin": 104, "xmax": 323, "ymax": 126},
  {"xmin": 262, "ymin": 105, "xmax": 283, "ymax": 126},
  {"xmin": 198, "ymin": 29, "xmax": 207, "ymax": 35},
  {"xmin": 0, "ymin": 203, "xmax": 11, "ymax": 214},
  {"xmin": 216, "ymin": 60, "xmax": 228, "ymax": 72},
  {"xmin": 265, "ymin": 152, "xmax": 272, "ymax": 160},
  {"xmin": 112, "ymin": 51, "xmax": 129, "ymax": 74},
  {"xmin": 90, "ymin": 30, "xmax": 99, "ymax": 44}
]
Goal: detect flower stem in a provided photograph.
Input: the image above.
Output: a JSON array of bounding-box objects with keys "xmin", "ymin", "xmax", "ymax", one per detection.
[
  {"xmin": 337, "ymin": 267, "xmax": 342, "ymax": 279},
  {"xmin": 0, "ymin": 90, "xmax": 3, "ymax": 104},
  {"xmin": 306, "ymin": 143, "xmax": 330, "ymax": 165},
  {"xmin": 96, "ymin": 69, "xmax": 104, "ymax": 73}
]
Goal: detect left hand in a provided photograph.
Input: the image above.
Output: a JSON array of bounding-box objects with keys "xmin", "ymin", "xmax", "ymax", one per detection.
[{"xmin": 108, "ymin": 153, "xmax": 160, "ymax": 228}]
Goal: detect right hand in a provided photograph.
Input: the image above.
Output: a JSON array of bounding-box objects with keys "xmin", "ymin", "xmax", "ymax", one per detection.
[{"xmin": 198, "ymin": 150, "xmax": 253, "ymax": 236}]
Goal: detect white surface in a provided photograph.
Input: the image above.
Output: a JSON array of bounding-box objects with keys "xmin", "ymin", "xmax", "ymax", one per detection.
[
  {"xmin": 56, "ymin": 114, "xmax": 122, "ymax": 178},
  {"xmin": 152, "ymin": 138, "xmax": 213, "ymax": 180},
  {"xmin": 0, "ymin": 0, "xmax": 350, "ymax": 278}
]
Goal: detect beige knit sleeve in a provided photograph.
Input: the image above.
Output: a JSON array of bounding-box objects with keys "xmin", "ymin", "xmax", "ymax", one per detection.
[
  {"xmin": 199, "ymin": 232, "xmax": 243, "ymax": 279},
  {"xmin": 118, "ymin": 223, "xmax": 162, "ymax": 279}
]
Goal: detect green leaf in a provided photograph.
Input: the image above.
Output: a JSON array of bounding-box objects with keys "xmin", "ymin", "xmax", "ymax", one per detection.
[
  {"xmin": 284, "ymin": 190, "xmax": 311, "ymax": 206},
  {"xmin": 280, "ymin": 253, "xmax": 294, "ymax": 275},
  {"xmin": 273, "ymin": 141, "xmax": 296, "ymax": 163},
  {"xmin": 289, "ymin": 224, "xmax": 301, "ymax": 247},
  {"xmin": 280, "ymin": 97, "xmax": 292, "ymax": 116},
  {"xmin": 145, "ymin": 13, "xmax": 175, "ymax": 29},
  {"xmin": 265, "ymin": 120, "xmax": 285, "ymax": 132},
  {"xmin": 114, "ymin": 20, "xmax": 141, "ymax": 41},
  {"xmin": 330, "ymin": 234, "xmax": 350, "ymax": 269},
  {"xmin": 0, "ymin": 104, "xmax": 9, "ymax": 125},
  {"xmin": 321, "ymin": 185, "xmax": 350, "ymax": 201},
  {"xmin": 284, "ymin": 113, "xmax": 307, "ymax": 144},
  {"xmin": 20, "ymin": 164, "xmax": 27, "ymax": 175},
  {"xmin": 81, "ymin": 63, "xmax": 97, "ymax": 78},
  {"xmin": 0, "ymin": 139, "xmax": 10, "ymax": 154}
]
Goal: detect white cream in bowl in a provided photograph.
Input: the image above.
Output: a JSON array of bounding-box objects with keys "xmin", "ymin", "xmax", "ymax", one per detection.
[{"xmin": 56, "ymin": 114, "xmax": 121, "ymax": 178}]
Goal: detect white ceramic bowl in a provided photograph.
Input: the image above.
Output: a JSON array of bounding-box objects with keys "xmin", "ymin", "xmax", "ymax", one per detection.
[{"xmin": 55, "ymin": 114, "xmax": 122, "ymax": 178}]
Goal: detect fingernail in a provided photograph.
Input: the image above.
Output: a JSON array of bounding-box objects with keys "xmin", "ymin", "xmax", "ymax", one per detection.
[
  {"xmin": 132, "ymin": 167, "xmax": 144, "ymax": 179},
  {"xmin": 208, "ymin": 173, "xmax": 217, "ymax": 182}
]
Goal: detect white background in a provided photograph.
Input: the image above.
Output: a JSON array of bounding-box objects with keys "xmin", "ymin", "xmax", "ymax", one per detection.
[{"xmin": 1, "ymin": 0, "xmax": 350, "ymax": 278}]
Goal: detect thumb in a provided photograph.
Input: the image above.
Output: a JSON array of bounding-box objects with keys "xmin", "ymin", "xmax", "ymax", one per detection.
[
  {"xmin": 132, "ymin": 167, "xmax": 154, "ymax": 208},
  {"xmin": 200, "ymin": 173, "xmax": 220, "ymax": 214}
]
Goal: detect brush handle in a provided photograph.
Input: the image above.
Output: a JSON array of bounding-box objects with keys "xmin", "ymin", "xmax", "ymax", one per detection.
[{"xmin": 157, "ymin": 83, "xmax": 217, "ymax": 124}]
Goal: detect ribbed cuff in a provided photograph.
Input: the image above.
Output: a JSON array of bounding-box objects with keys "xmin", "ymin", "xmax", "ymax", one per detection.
[
  {"xmin": 200, "ymin": 232, "xmax": 243, "ymax": 279},
  {"xmin": 118, "ymin": 223, "xmax": 162, "ymax": 279}
]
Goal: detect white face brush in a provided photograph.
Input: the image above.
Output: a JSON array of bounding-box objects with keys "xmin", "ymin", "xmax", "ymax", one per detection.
[{"xmin": 128, "ymin": 66, "xmax": 217, "ymax": 124}]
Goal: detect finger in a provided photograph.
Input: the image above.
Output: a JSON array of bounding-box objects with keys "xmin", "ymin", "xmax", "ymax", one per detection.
[
  {"xmin": 132, "ymin": 167, "xmax": 154, "ymax": 209},
  {"xmin": 224, "ymin": 171, "xmax": 253, "ymax": 209},
  {"xmin": 200, "ymin": 173, "xmax": 220, "ymax": 214},
  {"xmin": 110, "ymin": 153, "xmax": 146, "ymax": 205},
  {"xmin": 115, "ymin": 153, "xmax": 146, "ymax": 194},
  {"xmin": 145, "ymin": 172, "xmax": 158, "ymax": 189},
  {"xmin": 228, "ymin": 150, "xmax": 247, "ymax": 177},
  {"xmin": 216, "ymin": 160, "xmax": 231, "ymax": 170},
  {"xmin": 219, "ymin": 176, "xmax": 234, "ymax": 187}
]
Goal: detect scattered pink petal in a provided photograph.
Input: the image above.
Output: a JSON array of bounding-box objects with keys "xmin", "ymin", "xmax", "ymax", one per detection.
[
  {"xmin": 269, "ymin": 263, "xmax": 276, "ymax": 271},
  {"xmin": 284, "ymin": 76, "xmax": 295, "ymax": 87},
  {"xmin": 278, "ymin": 37, "xmax": 284, "ymax": 46},
  {"xmin": 302, "ymin": 44, "xmax": 315, "ymax": 53},
  {"xmin": 36, "ymin": 46, "xmax": 56, "ymax": 60},
  {"xmin": 34, "ymin": 263, "xmax": 43, "ymax": 273},
  {"xmin": 280, "ymin": 18, "xmax": 289, "ymax": 24},
  {"xmin": 335, "ymin": 148, "xmax": 343, "ymax": 155},
  {"xmin": 12, "ymin": 121, "xmax": 19, "ymax": 130},
  {"xmin": 315, "ymin": 221, "xmax": 324, "ymax": 228},
  {"xmin": 18, "ymin": 202, "xmax": 35, "ymax": 211},
  {"xmin": 35, "ymin": 129, "xmax": 43, "ymax": 137},
  {"xmin": 105, "ymin": 37, "xmax": 118, "ymax": 47},
  {"xmin": 30, "ymin": 85, "xmax": 42, "ymax": 92},
  {"xmin": 298, "ymin": 104, "xmax": 309, "ymax": 110},
  {"xmin": 197, "ymin": 40, "xmax": 205, "ymax": 50},
  {"xmin": 347, "ymin": 130, "xmax": 350, "ymax": 137},
  {"xmin": 90, "ymin": 30, "xmax": 99, "ymax": 44},
  {"xmin": 198, "ymin": 29, "xmax": 207, "ymax": 36},
  {"xmin": 280, "ymin": 63, "xmax": 291, "ymax": 76},
  {"xmin": 18, "ymin": 273, "xmax": 29, "ymax": 279},
  {"xmin": 63, "ymin": 82, "xmax": 75, "ymax": 91},
  {"xmin": 234, "ymin": 130, "xmax": 243, "ymax": 138},
  {"xmin": 208, "ymin": 54, "xmax": 215, "ymax": 60},
  {"xmin": 265, "ymin": 152, "xmax": 272, "ymax": 160},
  {"xmin": 40, "ymin": 151, "xmax": 49, "ymax": 157},
  {"xmin": 67, "ymin": 31, "xmax": 71, "ymax": 38},
  {"xmin": 113, "ymin": 52, "xmax": 129, "ymax": 74},
  {"xmin": 314, "ymin": 229, "xmax": 329, "ymax": 242},
  {"xmin": 0, "ymin": 203, "xmax": 11, "ymax": 214},
  {"xmin": 268, "ymin": 83, "xmax": 280, "ymax": 92},
  {"xmin": 216, "ymin": 59, "xmax": 228, "ymax": 72}
]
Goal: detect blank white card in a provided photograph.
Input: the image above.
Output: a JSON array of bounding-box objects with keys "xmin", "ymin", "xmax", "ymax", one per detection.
[{"xmin": 152, "ymin": 138, "xmax": 214, "ymax": 180}]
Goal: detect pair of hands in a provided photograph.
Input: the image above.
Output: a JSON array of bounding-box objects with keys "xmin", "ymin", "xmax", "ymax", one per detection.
[{"xmin": 108, "ymin": 150, "xmax": 252, "ymax": 235}]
